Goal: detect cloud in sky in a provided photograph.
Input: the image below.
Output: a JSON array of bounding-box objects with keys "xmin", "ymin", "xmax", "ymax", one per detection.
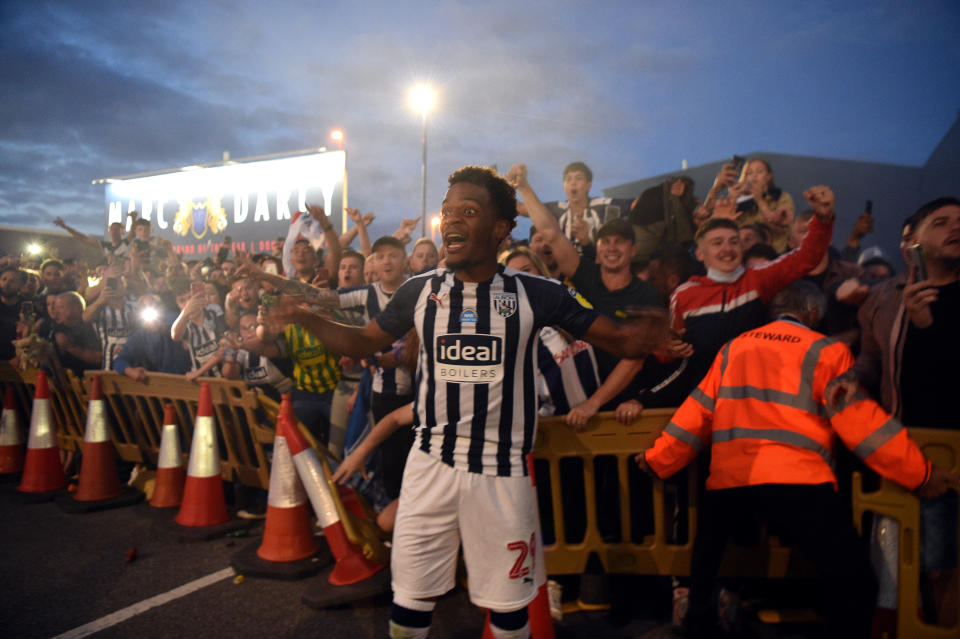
[{"xmin": 1, "ymin": 0, "xmax": 958, "ymax": 241}]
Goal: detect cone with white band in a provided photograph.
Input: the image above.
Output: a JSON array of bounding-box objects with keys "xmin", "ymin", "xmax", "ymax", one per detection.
[
  {"xmin": 0, "ymin": 386, "xmax": 25, "ymax": 477},
  {"xmin": 150, "ymin": 403, "xmax": 186, "ymax": 508},
  {"xmin": 176, "ymin": 382, "xmax": 227, "ymax": 526},
  {"xmin": 281, "ymin": 403, "xmax": 386, "ymax": 588},
  {"xmin": 17, "ymin": 371, "xmax": 66, "ymax": 499},
  {"xmin": 230, "ymin": 405, "xmax": 330, "ymax": 579},
  {"xmin": 57, "ymin": 375, "xmax": 144, "ymax": 512},
  {"xmin": 162, "ymin": 383, "xmax": 251, "ymax": 539}
]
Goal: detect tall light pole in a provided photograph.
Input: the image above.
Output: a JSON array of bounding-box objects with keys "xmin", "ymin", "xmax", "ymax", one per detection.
[
  {"xmin": 330, "ymin": 129, "xmax": 346, "ymax": 232},
  {"xmin": 409, "ymin": 85, "xmax": 435, "ymax": 238}
]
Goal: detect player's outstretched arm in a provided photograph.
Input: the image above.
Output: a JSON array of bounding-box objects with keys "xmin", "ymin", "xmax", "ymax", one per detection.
[
  {"xmin": 280, "ymin": 299, "xmax": 397, "ymax": 359},
  {"xmin": 582, "ymin": 312, "xmax": 669, "ymax": 360}
]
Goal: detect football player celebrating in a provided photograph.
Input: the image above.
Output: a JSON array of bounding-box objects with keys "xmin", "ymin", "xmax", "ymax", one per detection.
[{"xmin": 273, "ymin": 166, "xmax": 667, "ymax": 639}]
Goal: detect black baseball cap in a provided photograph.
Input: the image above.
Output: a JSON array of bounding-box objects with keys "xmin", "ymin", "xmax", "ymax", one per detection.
[{"xmin": 597, "ymin": 218, "xmax": 635, "ymax": 243}]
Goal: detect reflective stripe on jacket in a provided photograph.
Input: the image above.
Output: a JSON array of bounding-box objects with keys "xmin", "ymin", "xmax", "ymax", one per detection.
[{"xmin": 646, "ymin": 319, "xmax": 930, "ymax": 491}]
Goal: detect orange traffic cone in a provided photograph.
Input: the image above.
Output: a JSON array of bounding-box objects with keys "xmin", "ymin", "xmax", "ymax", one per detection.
[
  {"xmin": 0, "ymin": 386, "xmax": 25, "ymax": 479},
  {"xmin": 17, "ymin": 371, "xmax": 66, "ymax": 501},
  {"xmin": 57, "ymin": 376, "xmax": 143, "ymax": 513},
  {"xmin": 482, "ymin": 454, "xmax": 556, "ymax": 639},
  {"xmin": 162, "ymin": 383, "xmax": 251, "ymax": 540},
  {"xmin": 231, "ymin": 403, "xmax": 330, "ymax": 579},
  {"xmin": 149, "ymin": 403, "xmax": 186, "ymax": 508},
  {"xmin": 281, "ymin": 397, "xmax": 390, "ymax": 607}
]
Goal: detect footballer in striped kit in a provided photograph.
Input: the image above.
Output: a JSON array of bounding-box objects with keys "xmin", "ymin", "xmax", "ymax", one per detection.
[{"xmin": 273, "ymin": 166, "xmax": 667, "ymax": 639}]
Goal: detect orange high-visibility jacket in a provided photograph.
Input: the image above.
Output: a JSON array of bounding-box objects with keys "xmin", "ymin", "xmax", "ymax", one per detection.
[{"xmin": 645, "ymin": 318, "xmax": 931, "ymax": 491}]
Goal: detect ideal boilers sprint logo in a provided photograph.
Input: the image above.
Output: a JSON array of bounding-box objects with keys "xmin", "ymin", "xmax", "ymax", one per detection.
[{"xmin": 435, "ymin": 333, "xmax": 503, "ymax": 384}]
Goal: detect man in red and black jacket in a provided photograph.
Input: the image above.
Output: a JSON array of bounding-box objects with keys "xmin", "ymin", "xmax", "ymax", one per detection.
[{"xmin": 666, "ymin": 186, "xmax": 837, "ymax": 398}]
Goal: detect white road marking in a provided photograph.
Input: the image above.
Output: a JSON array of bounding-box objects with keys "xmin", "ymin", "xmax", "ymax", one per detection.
[{"xmin": 51, "ymin": 567, "xmax": 236, "ymax": 639}]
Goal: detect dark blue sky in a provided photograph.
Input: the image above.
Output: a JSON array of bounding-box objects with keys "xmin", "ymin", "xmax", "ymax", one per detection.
[{"xmin": 2, "ymin": 1, "xmax": 958, "ymax": 241}]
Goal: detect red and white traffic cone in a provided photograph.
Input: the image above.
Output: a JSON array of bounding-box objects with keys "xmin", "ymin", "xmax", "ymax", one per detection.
[
  {"xmin": 163, "ymin": 383, "xmax": 251, "ymax": 539},
  {"xmin": 0, "ymin": 386, "xmax": 25, "ymax": 478},
  {"xmin": 175, "ymin": 382, "xmax": 227, "ymax": 527},
  {"xmin": 482, "ymin": 454, "xmax": 556, "ymax": 639},
  {"xmin": 282, "ymin": 404, "xmax": 385, "ymax": 584},
  {"xmin": 58, "ymin": 375, "xmax": 143, "ymax": 512},
  {"xmin": 231, "ymin": 404, "xmax": 329, "ymax": 579},
  {"xmin": 150, "ymin": 403, "xmax": 185, "ymax": 508},
  {"xmin": 17, "ymin": 371, "xmax": 66, "ymax": 501}
]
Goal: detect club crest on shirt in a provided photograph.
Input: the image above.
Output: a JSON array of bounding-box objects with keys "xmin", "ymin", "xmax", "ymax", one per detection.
[
  {"xmin": 492, "ymin": 292, "xmax": 517, "ymax": 318},
  {"xmin": 460, "ymin": 308, "xmax": 478, "ymax": 324}
]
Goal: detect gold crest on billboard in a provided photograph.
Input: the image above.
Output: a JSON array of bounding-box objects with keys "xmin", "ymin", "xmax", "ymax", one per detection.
[{"xmin": 173, "ymin": 197, "xmax": 228, "ymax": 239}]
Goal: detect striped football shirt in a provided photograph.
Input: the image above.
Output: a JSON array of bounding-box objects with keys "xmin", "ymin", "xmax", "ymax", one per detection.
[
  {"xmin": 338, "ymin": 281, "xmax": 413, "ymax": 396},
  {"xmin": 376, "ymin": 265, "xmax": 599, "ymax": 477}
]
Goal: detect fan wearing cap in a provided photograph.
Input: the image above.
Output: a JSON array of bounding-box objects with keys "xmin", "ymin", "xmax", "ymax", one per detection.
[{"xmin": 857, "ymin": 247, "xmax": 895, "ymax": 283}]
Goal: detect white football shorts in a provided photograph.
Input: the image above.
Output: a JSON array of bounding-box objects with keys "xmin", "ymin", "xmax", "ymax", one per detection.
[{"xmin": 390, "ymin": 447, "xmax": 542, "ymax": 611}]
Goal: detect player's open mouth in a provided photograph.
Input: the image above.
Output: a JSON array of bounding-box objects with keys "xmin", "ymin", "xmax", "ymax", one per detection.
[{"xmin": 444, "ymin": 231, "xmax": 467, "ymax": 252}]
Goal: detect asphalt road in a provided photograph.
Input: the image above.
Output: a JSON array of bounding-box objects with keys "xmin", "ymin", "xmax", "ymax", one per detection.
[{"xmin": 0, "ymin": 479, "xmax": 826, "ymax": 639}]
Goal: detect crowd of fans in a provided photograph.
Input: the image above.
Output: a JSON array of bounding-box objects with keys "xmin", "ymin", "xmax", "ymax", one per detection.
[{"xmin": 1, "ymin": 158, "xmax": 957, "ymax": 632}]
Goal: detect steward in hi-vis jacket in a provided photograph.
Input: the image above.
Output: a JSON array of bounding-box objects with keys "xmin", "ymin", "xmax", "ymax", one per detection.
[{"xmin": 637, "ymin": 281, "xmax": 959, "ymax": 639}]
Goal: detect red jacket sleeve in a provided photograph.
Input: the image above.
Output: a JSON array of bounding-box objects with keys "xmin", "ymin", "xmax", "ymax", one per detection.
[{"xmin": 751, "ymin": 214, "xmax": 834, "ymax": 303}]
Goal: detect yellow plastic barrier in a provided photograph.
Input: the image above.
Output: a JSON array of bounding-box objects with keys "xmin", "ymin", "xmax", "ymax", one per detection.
[
  {"xmin": 533, "ymin": 411, "xmax": 810, "ymax": 580},
  {"xmin": 9, "ymin": 359, "xmax": 951, "ymax": 628},
  {"xmin": 4, "ymin": 362, "xmax": 389, "ymax": 564},
  {"xmin": 0, "ymin": 361, "xmax": 38, "ymax": 429},
  {"xmin": 852, "ymin": 427, "xmax": 960, "ymax": 639},
  {"xmin": 0, "ymin": 362, "xmax": 86, "ymax": 452},
  {"xmin": 81, "ymin": 371, "xmax": 274, "ymax": 490}
]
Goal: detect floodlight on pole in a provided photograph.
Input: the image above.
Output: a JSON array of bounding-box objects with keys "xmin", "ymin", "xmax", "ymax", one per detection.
[
  {"xmin": 330, "ymin": 129, "xmax": 344, "ymax": 150},
  {"xmin": 409, "ymin": 85, "xmax": 436, "ymax": 238}
]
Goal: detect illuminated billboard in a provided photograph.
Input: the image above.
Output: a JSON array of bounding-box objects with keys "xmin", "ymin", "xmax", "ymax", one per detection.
[{"xmin": 102, "ymin": 150, "xmax": 345, "ymax": 257}]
